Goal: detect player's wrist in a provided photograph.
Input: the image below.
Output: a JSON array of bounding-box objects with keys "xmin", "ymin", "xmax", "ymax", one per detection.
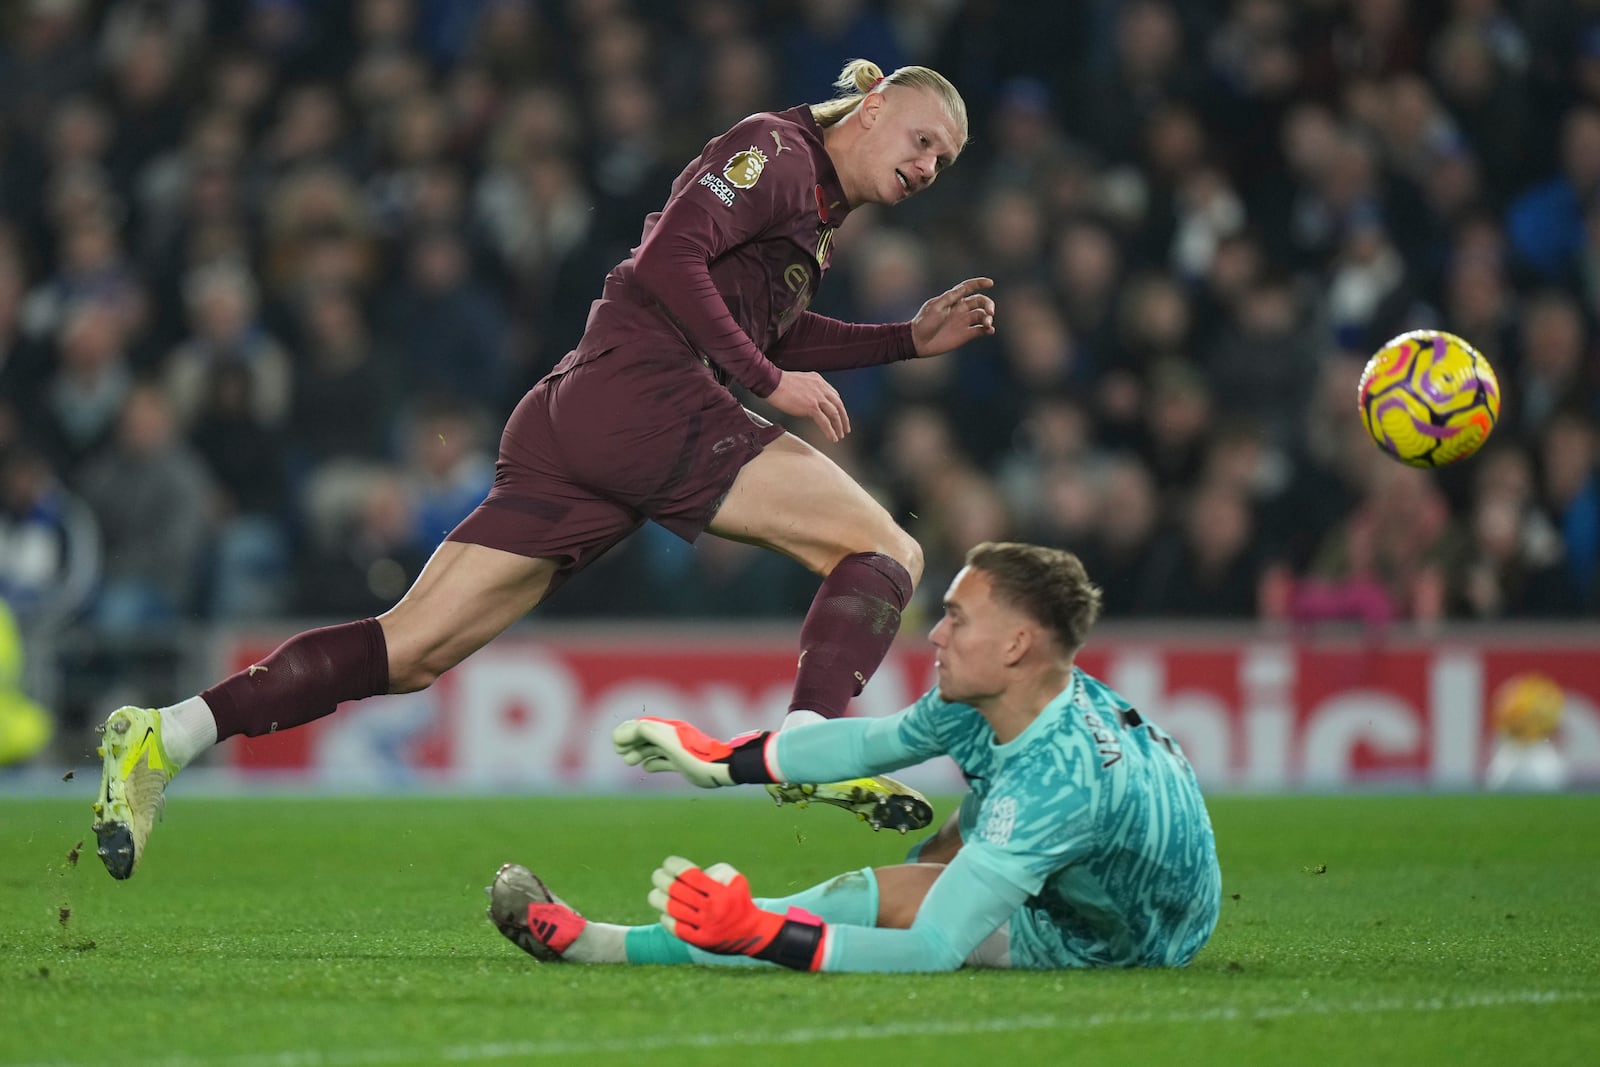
[
  {"xmin": 751, "ymin": 911, "xmax": 826, "ymax": 971},
  {"xmin": 724, "ymin": 732, "xmax": 778, "ymax": 784}
]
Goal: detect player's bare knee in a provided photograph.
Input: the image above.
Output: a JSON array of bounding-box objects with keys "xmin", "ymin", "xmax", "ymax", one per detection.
[
  {"xmin": 830, "ymin": 527, "xmax": 921, "ymax": 585},
  {"xmin": 386, "ymin": 661, "xmax": 433, "ymax": 694},
  {"xmin": 886, "ymin": 529, "xmax": 924, "ymax": 586},
  {"xmin": 386, "ymin": 646, "xmax": 455, "ymax": 693},
  {"xmin": 393, "ymin": 655, "xmax": 451, "ymax": 697}
]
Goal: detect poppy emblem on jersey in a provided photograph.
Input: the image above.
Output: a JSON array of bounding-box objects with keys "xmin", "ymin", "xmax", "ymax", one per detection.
[{"xmin": 723, "ymin": 147, "xmax": 768, "ymax": 189}]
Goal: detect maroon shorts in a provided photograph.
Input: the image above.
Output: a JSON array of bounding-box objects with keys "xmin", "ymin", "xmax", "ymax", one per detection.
[{"xmin": 447, "ymin": 346, "xmax": 784, "ymax": 584}]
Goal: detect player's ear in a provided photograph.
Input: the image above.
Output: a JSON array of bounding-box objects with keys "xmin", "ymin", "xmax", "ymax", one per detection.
[
  {"xmin": 1002, "ymin": 625, "xmax": 1031, "ymax": 668},
  {"xmin": 858, "ymin": 90, "xmax": 884, "ymax": 129}
]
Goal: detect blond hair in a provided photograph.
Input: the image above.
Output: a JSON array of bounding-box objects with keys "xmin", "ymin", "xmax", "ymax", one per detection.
[{"xmin": 810, "ymin": 58, "xmax": 969, "ymax": 147}]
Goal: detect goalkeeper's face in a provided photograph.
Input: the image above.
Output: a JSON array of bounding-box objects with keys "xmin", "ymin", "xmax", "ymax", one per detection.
[{"xmin": 929, "ymin": 566, "xmax": 1026, "ymax": 705}]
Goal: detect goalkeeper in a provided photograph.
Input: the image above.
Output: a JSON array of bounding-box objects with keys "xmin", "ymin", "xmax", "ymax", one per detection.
[{"xmin": 487, "ymin": 541, "xmax": 1222, "ymax": 972}]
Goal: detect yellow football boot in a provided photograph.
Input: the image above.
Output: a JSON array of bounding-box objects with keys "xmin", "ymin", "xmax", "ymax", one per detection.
[
  {"xmin": 766, "ymin": 774, "xmax": 933, "ymax": 833},
  {"xmin": 91, "ymin": 706, "xmax": 179, "ymax": 879}
]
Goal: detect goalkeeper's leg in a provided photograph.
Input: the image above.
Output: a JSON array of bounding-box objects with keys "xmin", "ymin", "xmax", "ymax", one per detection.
[
  {"xmin": 525, "ymin": 866, "xmax": 883, "ymax": 967},
  {"xmin": 621, "ymin": 865, "xmax": 883, "ymax": 966}
]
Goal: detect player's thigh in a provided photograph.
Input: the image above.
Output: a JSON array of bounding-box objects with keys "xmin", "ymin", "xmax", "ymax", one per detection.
[
  {"xmin": 912, "ymin": 809, "xmax": 965, "ymax": 865},
  {"xmin": 872, "ymin": 862, "xmax": 946, "ymax": 928},
  {"xmin": 378, "ymin": 540, "xmax": 560, "ymax": 691},
  {"xmin": 876, "ymin": 862, "xmax": 1014, "ymax": 968},
  {"xmin": 707, "ymin": 433, "xmax": 921, "ymax": 578}
]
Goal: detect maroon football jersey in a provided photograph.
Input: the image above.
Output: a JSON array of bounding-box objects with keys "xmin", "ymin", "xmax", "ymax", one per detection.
[{"xmin": 553, "ymin": 106, "xmax": 912, "ymax": 397}]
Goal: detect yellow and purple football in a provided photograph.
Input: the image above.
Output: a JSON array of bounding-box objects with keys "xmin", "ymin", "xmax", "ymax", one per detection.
[{"xmin": 1357, "ymin": 329, "xmax": 1501, "ymax": 468}]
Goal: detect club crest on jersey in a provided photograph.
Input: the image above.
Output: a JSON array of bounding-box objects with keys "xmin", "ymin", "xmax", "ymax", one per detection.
[
  {"xmin": 815, "ymin": 227, "xmax": 835, "ymax": 267},
  {"xmin": 723, "ymin": 146, "xmax": 769, "ymax": 189}
]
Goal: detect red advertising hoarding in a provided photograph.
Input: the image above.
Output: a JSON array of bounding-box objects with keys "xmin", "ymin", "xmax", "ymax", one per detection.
[{"xmin": 215, "ymin": 627, "xmax": 1600, "ymax": 791}]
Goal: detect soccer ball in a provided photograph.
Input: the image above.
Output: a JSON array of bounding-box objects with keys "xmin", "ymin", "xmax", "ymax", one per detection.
[{"xmin": 1357, "ymin": 329, "xmax": 1501, "ymax": 468}]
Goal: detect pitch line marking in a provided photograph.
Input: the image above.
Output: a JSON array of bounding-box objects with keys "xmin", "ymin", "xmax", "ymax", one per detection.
[{"xmin": 13, "ymin": 988, "xmax": 1594, "ymax": 1067}]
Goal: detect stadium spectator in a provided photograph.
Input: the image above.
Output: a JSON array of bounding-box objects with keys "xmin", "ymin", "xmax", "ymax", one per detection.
[
  {"xmin": 582, "ymin": 72, "xmax": 679, "ymax": 250},
  {"xmin": 1306, "ymin": 460, "xmax": 1454, "ymax": 625},
  {"xmin": 1430, "ymin": 11, "xmax": 1532, "ymax": 206},
  {"xmin": 1538, "ymin": 408, "xmax": 1600, "ymax": 608},
  {"xmin": 22, "ymin": 209, "xmax": 147, "ymax": 349},
  {"xmin": 1070, "ymin": 0, "xmax": 1201, "ymax": 168},
  {"xmin": 286, "ymin": 284, "xmax": 399, "ymax": 466},
  {"xmin": 1202, "ymin": 269, "xmax": 1322, "ymax": 450},
  {"xmin": 1507, "ymin": 104, "xmax": 1600, "ymax": 279},
  {"xmin": 33, "ymin": 300, "xmax": 135, "ymax": 476},
  {"xmin": 1076, "ymin": 453, "xmax": 1164, "ymax": 617},
  {"xmin": 375, "ymin": 226, "xmax": 511, "ymax": 413},
  {"xmin": 76, "ymin": 382, "xmax": 213, "ymax": 631},
  {"xmin": 187, "ymin": 361, "xmax": 291, "ymax": 619},
  {"xmin": 294, "ymin": 465, "xmax": 428, "ymax": 618},
  {"xmin": 0, "ymin": 0, "xmax": 98, "ymax": 142},
  {"xmin": 1141, "ymin": 479, "xmax": 1268, "ymax": 618},
  {"xmin": 912, "ymin": 469, "xmax": 1016, "ymax": 622},
  {"xmin": 1440, "ymin": 212, "xmax": 1518, "ymax": 370},
  {"xmin": 1508, "ymin": 289, "xmax": 1597, "ymax": 438},
  {"xmin": 1049, "ymin": 216, "xmax": 1123, "ymax": 373},
  {"xmin": 102, "ymin": 22, "xmax": 188, "ymax": 191},
  {"xmin": 0, "ymin": 445, "xmax": 99, "ymax": 633},
  {"xmin": 997, "ymin": 392, "xmax": 1098, "ymax": 537},
  {"xmin": 0, "ymin": 244, "xmax": 51, "ymax": 424},
  {"xmin": 162, "ymin": 258, "xmax": 294, "ymax": 431},
  {"xmin": 1444, "ymin": 446, "xmax": 1573, "ymax": 618},
  {"xmin": 399, "ymin": 399, "xmax": 493, "ymax": 554},
  {"xmin": 262, "ymin": 165, "xmax": 378, "ymax": 317},
  {"xmin": 492, "ymin": 541, "xmax": 1220, "ymax": 973},
  {"xmin": 1138, "ymin": 357, "xmax": 1214, "ymax": 497}
]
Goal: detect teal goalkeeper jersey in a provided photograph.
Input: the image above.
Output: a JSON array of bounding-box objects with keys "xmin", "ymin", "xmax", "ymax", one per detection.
[{"xmin": 768, "ymin": 668, "xmax": 1222, "ymax": 972}]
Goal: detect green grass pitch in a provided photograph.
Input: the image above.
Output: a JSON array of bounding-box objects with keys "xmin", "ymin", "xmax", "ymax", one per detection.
[{"xmin": 3, "ymin": 790, "xmax": 1597, "ymax": 1066}]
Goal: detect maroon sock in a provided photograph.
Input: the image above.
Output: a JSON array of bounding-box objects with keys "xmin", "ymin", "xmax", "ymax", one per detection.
[
  {"xmin": 202, "ymin": 618, "xmax": 390, "ymax": 741},
  {"xmin": 788, "ymin": 552, "xmax": 913, "ymax": 719}
]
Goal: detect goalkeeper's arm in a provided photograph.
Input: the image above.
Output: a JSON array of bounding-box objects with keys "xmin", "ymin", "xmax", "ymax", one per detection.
[
  {"xmin": 612, "ymin": 710, "xmax": 931, "ymax": 788},
  {"xmin": 650, "ymin": 848, "xmax": 1030, "ymax": 973}
]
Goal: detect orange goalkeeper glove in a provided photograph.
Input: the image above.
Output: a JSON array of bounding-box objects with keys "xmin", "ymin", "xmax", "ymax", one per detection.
[
  {"xmin": 612, "ymin": 717, "xmax": 777, "ymax": 787},
  {"xmin": 648, "ymin": 856, "xmax": 825, "ymax": 971}
]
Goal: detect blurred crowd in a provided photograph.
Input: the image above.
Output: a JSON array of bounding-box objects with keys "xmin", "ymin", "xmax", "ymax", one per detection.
[{"xmin": 1, "ymin": 0, "xmax": 1599, "ymax": 653}]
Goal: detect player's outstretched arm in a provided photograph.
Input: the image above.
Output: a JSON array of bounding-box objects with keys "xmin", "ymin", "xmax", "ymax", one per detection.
[
  {"xmin": 611, "ymin": 717, "xmax": 777, "ymax": 788},
  {"xmin": 614, "ymin": 707, "xmax": 937, "ymax": 788}
]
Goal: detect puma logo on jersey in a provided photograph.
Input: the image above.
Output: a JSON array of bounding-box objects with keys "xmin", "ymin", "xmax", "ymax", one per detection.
[{"xmin": 770, "ymin": 129, "xmax": 791, "ymax": 155}]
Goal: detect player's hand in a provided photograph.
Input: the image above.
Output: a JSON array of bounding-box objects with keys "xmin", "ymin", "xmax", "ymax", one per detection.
[
  {"xmin": 649, "ymin": 856, "xmax": 827, "ymax": 970},
  {"xmin": 911, "ymin": 277, "xmax": 996, "ymax": 357},
  {"xmin": 649, "ymin": 856, "xmax": 783, "ymax": 952},
  {"xmin": 766, "ymin": 370, "xmax": 850, "ymax": 441},
  {"xmin": 612, "ymin": 717, "xmax": 773, "ymax": 787}
]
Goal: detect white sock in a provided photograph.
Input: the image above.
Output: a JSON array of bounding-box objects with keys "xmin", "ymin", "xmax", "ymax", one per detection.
[
  {"xmin": 564, "ymin": 921, "xmax": 628, "ymax": 964},
  {"xmin": 782, "ymin": 708, "xmax": 825, "ymax": 732},
  {"xmin": 157, "ymin": 697, "xmax": 219, "ymax": 767}
]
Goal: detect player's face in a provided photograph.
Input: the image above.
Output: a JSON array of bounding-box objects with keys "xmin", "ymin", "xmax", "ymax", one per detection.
[
  {"xmin": 929, "ymin": 566, "xmax": 1022, "ymax": 705},
  {"xmin": 851, "ymin": 87, "xmax": 962, "ymax": 207}
]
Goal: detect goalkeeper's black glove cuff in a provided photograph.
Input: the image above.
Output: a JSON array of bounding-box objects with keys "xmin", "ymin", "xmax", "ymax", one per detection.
[
  {"xmin": 752, "ymin": 916, "xmax": 826, "ymax": 971},
  {"xmin": 724, "ymin": 733, "xmax": 776, "ymax": 785}
]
